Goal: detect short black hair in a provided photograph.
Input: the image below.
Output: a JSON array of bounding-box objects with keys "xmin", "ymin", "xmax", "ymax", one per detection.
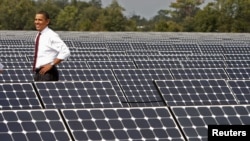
[{"xmin": 36, "ymin": 10, "xmax": 50, "ymax": 20}]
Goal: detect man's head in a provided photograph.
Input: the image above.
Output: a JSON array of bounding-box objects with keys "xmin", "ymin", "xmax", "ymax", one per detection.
[{"xmin": 34, "ymin": 11, "xmax": 50, "ymax": 32}]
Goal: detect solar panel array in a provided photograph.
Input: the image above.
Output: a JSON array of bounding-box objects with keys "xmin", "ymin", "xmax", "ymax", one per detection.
[{"xmin": 1, "ymin": 31, "xmax": 250, "ymax": 140}]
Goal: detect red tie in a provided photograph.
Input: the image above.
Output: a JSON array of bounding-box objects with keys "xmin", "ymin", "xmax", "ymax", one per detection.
[{"xmin": 33, "ymin": 32, "xmax": 41, "ymax": 71}]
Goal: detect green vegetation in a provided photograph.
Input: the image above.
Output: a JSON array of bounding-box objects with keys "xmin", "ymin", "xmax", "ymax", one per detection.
[{"xmin": 0, "ymin": 0, "xmax": 250, "ymax": 32}]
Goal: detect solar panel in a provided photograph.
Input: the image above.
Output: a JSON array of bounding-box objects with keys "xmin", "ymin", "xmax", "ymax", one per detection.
[
  {"xmin": 171, "ymin": 105, "xmax": 250, "ymax": 141},
  {"xmin": 58, "ymin": 69, "xmax": 127, "ymax": 104},
  {"xmin": 186, "ymin": 54, "xmax": 225, "ymax": 60},
  {"xmin": 227, "ymin": 80, "xmax": 250, "ymax": 104},
  {"xmin": 225, "ymin": 60, "xmax": 250, "ymax": 68},
  {"xmin": 109, "ymin": 55, "xmax": 149, "ymax": 61},
  {"xmin": 0, "ymin": 56, "xmax": 28, "ymax": 62},
  {"xmin": 91, "ymin": 51, "xmax": 126, "ymax": 56},
  {"xmin": 199, "ymin": 44, "xmax": 224, "ymax": 54},
  {"xmin": 170, "ymin": 68, "xmax": 229, "ymax": 79},
  {"xmin": 1, "ymin": 62, "xmax": 32, "ymax": 69},
  {"xmin": 61, "ymin": 107, "xmax": 185, "ymax": 141},
  {"xmin": 154, "ymin": 79, "xmax": 238, "ymax": 106},
  {"xmin": 0, "ymin": 69, "xmax": 33, "ymax": 83},
  {"xmin": 134, "ymin": 60, "xmax": 182, "ymax": 69},
  {"xmin": 225, "ymin": 68, "xmax": 250, "ymax": 80},
  {"xmin": 0, "ymin": 109, "xmax": 72, "ymax": 141},
  {"xmin": 148, "ymin": 55, "xmax": 187, "ymax": 60},
  {"xmin": 126, "ymin": 50, "xmax": 160, "ymax": 55},
  {"xmin": 160, "ymin": 51, "xmax": 193, "ymax": 55},
  {"xmin": 68, "ymin": 55, "xmax": 110, "ymax": 61},
  {"xmin": 181, "ymin": 60, "xmax": 226, "ymax": 68},
  {"xmin": 34, "ymin": 81, "xmax": 124, "ymax": 109},
  {"xmin": 106, "ymin": 42, "xmax": 132, "ymax": 51},
  {"xmin": 0, "ymin": 83, "xmax": 42, "ymax": 109},
  {"xmin": 173, "ymin": 43, "xmax": 201, "ymax": 54},
  {"xmin": 224, "ymin": 54, "xmax": 250, "ymax": 60},
  {"xmin": 57, "ymin": 61, "xmax": 89, "ymax": 69},
  {"xmin": 130, "ymin": 42, "xmax": 148, "ymax": 50},
  {"xmin": 113, "ymin": 69, "xmax": 173, "ymax": 106},
  {"xmin": 146, "ymin": 43, "xmax": 174, "ymax": 51},
  {"xmin": 87, "ymin": 61, "xmax": 136, "ymax": 69}
]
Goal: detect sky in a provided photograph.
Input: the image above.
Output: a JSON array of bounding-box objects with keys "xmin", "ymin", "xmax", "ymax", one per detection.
[{"xmin": 84, "ymin": 0, "xmax": 215, "ymax": 20}]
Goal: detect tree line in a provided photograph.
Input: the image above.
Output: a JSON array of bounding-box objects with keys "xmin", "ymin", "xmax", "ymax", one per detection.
[{"xmin": 0, "ymin": 0, "xmax": 250, "ymax": 32}]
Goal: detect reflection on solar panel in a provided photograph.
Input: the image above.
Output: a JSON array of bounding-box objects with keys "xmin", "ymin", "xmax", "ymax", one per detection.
[
  {"xmin": 171, "ymin": 105, "xmax": 250, "ymax": 141},
  {"xmin": 181, "ymin": 60, "xmax": 226, "ymax": 68},
  {"xmin": 61, "ymin": 107, "xmax": 185, "ymax": 141},
  {"xmin": 170, "ymin": 68, "xmax": 229, "ymax": 79},
  {"xmin": 34, "ymin": 81, "xmax": 124, "ymax": 109},
  {"xmin": 225, "ymin": 68, "xmax": 250, "ymax": 80},
  {"xmin": 227, "ymin": 80, "xmax": 250, "ymax": 104},
  {"xmin": 135, "ymin": 60, "xmax": 182, "ymax": 69},
  {"xmin": 0, "ymin": 109, "xmax": 71, "ymax": 141},
  {"xmin": 87, "ymin": 61, "xmax": 136, "ymax": 69},
  {"xmin": 0, "ymin": 83, "xmax": 42, "ymax": 109},
  {"xmin": 0, "ymin": 69, "xmax": 33, "ymax": 83},
  {"xmin": 58, "ymin": 69, "xmax": 127, "ymax": 105},
  {"xmin": 155, "ymin": 79, "xmax": 238, "ymax": 106},
  {"xmin": 113, "ymin": 69, "xmax": 173, "ymax": 106}
]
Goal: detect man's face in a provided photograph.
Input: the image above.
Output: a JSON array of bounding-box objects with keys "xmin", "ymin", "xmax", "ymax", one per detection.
[{"xmin": 34, "ymin": 14, "xmax": 50, "ymax": 32}]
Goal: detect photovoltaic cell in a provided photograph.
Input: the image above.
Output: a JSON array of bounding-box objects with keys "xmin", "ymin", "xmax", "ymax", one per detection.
[
  {"xmin": 170, "ymin": 68, "xmax": 229, "ymax": 79},
  {"xmin": 61, "ymin": 107, "xmax": 185, "ymax": 141},
  {"xmin": 186, "ymin": 54, "xmax": 225, "ymax": 60},
  {"xmin": 171, "ymin": 105, "xmax": 250, "ymax": 141},
  {"xmin": 155, "ymin": 79, "xmax": 238, "ymax": 106},
  {"xmin": 68, "ymin": 55, "xmax": 110, "ymax": 61},
  {"xmin": 0, "ymin": 83, "xmax": 42, "ymax": 109},
  {"xmin": 34, "ymin": 81, "xmax": 124, "ymax": 109},
  {"xmin": 0, "ymin": 109, "xmax": 71, "ymax": 141}
]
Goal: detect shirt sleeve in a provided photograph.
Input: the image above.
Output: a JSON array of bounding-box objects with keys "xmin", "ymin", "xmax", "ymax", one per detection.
[{"xmin": 51, "ymin": 34, "xmax": 70, "ymax": 60}]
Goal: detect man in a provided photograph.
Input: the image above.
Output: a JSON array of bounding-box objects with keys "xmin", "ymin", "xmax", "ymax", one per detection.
[{"xmin": 33, "ymin": 10, "xmax": 70, "ymax": 81}]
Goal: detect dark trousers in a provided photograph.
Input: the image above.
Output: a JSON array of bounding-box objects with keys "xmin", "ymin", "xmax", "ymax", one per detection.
[{"xmin": 34, "ymin": 66, "xmax": 59, "ymax": 81}]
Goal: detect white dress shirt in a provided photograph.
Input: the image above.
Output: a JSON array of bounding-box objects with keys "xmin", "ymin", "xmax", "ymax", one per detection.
[{"xmin": 35, "ymin": 27, "xmax": 70, "ymax": 69}]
